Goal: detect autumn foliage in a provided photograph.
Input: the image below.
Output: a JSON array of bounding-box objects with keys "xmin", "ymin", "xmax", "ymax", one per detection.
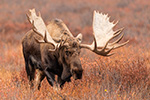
[{"xmin": 0, "ymin": 0, "xmax": 150, "ymax": 100}]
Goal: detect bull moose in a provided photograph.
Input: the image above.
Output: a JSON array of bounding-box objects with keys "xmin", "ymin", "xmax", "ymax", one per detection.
[{"xmin": 22, "ymin": 9, "xmax": 129, "ymax": 90}]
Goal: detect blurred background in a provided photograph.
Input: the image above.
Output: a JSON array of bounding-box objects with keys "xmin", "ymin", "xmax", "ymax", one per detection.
[
  {"xmin": 0, "ymin": 0, "xmax": 150, "ymax": 99},
  {"xmin": 0, "ymin": 0, "xmax": 149, "ymax": 44}
]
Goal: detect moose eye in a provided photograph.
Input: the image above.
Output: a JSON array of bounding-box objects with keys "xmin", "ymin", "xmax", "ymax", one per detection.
[
  {"xmin": 64, "ymin": 32, "xmax": 67, "ymax": 35},
  {"xmin": 65, "ymin": 51, "xmax": 72, "ymax": 56}
]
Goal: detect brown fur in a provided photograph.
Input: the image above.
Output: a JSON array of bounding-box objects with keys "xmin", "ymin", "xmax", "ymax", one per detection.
[{"xmin": 22, "ymin": 19, "xmax": 83, "ymax": 90}]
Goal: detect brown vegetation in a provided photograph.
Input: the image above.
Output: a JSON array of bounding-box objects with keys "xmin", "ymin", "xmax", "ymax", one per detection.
[{"xmin": 0, "ymin": 0, "xmax": 149, "ymax": 99}]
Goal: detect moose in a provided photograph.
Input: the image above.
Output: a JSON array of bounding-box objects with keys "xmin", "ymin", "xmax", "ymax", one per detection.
[{"xmin": 22, "ymin": 9, "xmax": 129, "ymax": 90}]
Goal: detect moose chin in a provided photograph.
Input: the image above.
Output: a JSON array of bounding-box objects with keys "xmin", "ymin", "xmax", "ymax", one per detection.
[{"xmin": 22, "ymin": 9, "xmax": 129, "ymax": 90}]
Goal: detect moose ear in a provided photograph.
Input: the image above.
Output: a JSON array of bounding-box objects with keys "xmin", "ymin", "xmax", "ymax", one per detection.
[
  {"xmin": 76, "ymin": 33, "xmax": 82, "ymax": 43},
  {"xmin": 34, "ymin": 36, "xmax": 45, "ymax": 43}
]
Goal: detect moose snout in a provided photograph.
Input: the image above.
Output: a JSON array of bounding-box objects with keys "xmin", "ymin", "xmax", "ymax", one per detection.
[{"xmin": 71, "ymin": 65, "xmax": 83, "ymax": 80}]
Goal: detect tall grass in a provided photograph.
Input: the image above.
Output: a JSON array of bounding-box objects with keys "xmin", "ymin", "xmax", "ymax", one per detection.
[{"xmin": 0, "ymin": 40, "xmax": 149, "ymax": 99}]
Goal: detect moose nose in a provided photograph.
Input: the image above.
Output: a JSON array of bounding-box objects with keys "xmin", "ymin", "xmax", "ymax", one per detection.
[
  {"xmin": 77, "ymin": 75, "xmax": 82, "ymax": 79},
  {"xmin": 72, "ymin": 69, "xmax": 83, "ymax": 80},
  {"xmin": 73, "ymin": 74, "xmax": 82, "ymax": 80}
]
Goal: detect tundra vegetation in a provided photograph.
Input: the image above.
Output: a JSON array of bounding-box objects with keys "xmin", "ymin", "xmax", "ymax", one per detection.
[{"xmin": 0, "ymin": 0, "xmax": 150, "ymax": 100}]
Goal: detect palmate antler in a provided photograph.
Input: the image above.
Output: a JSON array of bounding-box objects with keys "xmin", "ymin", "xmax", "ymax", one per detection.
[
  {"xmin": 26, "ymin": 9, "xmax": 58, "ymax": 49},
  {"xmin": 80, "ymin": 11, "xmax": 129, "ymax": 56}
]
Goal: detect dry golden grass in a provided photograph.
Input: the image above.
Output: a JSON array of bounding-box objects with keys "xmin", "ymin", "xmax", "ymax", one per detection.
[{"xmin": 0, "ymin": 34, "xmax": 149, "ymax": 100}]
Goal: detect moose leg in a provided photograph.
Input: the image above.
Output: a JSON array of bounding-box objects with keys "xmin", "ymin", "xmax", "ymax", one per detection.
[
  {"xmin": 25, "ymin": 61, "xmax": 31, "ymax": 81},
  {"xmin": 34, "ymin": 69, "xmax": 45, "ymax": 90},
  {"xmin": 23, "ymin": 54, "xmax": 32, "ymax": 82},
  {"xmin": 57, "ymin": 77, "xmax": 64, "ymax": 88},
  {"xmin": 28, "ymin": 56, "xmax": 36, "ymax": 87},
  {"xmin": 44, "ymin": 68, "xmax": 55, "ymax": 86},
  {"xmin": 24, "ymin": 58, "xmax": 35, "ymax": 88}
]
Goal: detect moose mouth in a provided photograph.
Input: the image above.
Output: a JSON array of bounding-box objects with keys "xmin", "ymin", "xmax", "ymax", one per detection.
[{"xmin": 72, "ymin": 69, "xmax": 83, "ymax": 80}]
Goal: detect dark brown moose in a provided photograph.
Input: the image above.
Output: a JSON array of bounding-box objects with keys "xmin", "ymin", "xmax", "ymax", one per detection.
[{"xmin": 22, "ymin": 9, "xmax": 129, "ymax": 90}]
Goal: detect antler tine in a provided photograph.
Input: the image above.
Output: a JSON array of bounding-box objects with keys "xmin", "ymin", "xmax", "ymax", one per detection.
[
  {"xmin": 93, "ymin": 37, "xmax": 97, "ymax": 51},
  {"xmin": 106, "ymin": 28, "xmax": 124, "ymax": 44},
  {"xmin": 26, "ymin": 13, "xmax": 31, "ymax": 23},
  {"xmin": 113, "ymin": 27, "xmax": 124, "ymax": 35},
  {"xmin": 110, "ymin": 32, "xmax": 125, "ymax": 45},
  {"xmin": 113, "ymin": 21, "xmax": 119, "ymax": 29},
  {"xmin": 38, "ymin": 12, "xmax": 41, "ymax": 17},
  {"xmin": 110, "ymin": 40, "xmax": 129, "ymax": 49},
  {"xmin": 107, "ymin": 28, "xmax": 129, "ymax": 49}
]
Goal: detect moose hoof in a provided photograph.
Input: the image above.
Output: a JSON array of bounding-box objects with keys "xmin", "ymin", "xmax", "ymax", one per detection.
[{"xmin": 53, "ymin": 84, "xmax": 61, "ymax": 91}]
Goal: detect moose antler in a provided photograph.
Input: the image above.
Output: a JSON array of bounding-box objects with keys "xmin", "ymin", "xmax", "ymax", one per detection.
[
  {"xmin": 80, "ymin": 11, "xmax": 129, "ymax": 56},
  {"xmin": 26, "ymin": 9, "xmax": 58, "ymax": 49}
]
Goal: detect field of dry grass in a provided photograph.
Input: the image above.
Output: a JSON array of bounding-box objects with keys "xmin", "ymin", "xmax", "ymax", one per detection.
[{"xmin": 0, "ymin": 0, "xmax": 150, "ymax": 100}]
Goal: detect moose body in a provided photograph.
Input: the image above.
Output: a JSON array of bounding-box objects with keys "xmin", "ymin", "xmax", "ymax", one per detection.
[
  {"xmin": 22, "ymin": 9, "xmax": 128, "ymax": 90},
  {"xmin": 22, "ymin": 19, "xmax": 83, "ymax": 89}
]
